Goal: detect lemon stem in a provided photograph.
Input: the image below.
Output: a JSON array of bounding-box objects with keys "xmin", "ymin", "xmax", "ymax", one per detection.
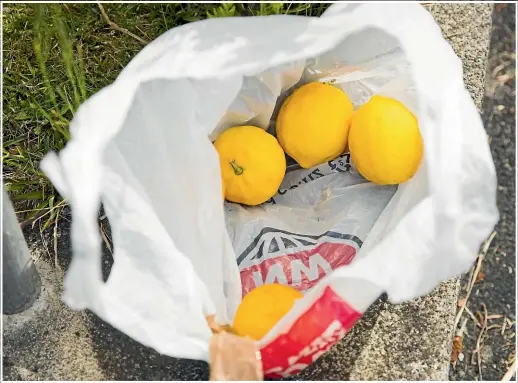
[{"xmin": 230, "ymin": 160, "xmax": 244, "ymax": 175}]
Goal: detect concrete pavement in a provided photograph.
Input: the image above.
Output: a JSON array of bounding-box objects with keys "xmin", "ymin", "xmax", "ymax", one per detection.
[
  {"xmin": 450, "ymin": 4, "xmax": 516, "ymax": 380},
  {"xmin": 3, "ymin": 3, "xmax": 494, "ymax": 381}
]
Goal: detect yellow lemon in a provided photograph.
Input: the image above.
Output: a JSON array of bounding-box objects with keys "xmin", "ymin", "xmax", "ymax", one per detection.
[
  {"xmin": 276, "ymin": 82, "xmax": 354, "ymax": 169},
  {"xmin": 349, "ymin": 95, "xmax": 423, "ymax": 185},
  {"xmin": 214, "ymin": 126, "xmax": 286, "ymax": 206},
  {"xmin": 233, "ymin": 284, "xmax": 303, "ymax": 341}
]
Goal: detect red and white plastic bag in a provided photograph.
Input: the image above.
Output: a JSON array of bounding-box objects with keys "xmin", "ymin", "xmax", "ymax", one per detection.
[{"xmin": 42, "ymin": 3, "xmax": 498, "ymax": 378}]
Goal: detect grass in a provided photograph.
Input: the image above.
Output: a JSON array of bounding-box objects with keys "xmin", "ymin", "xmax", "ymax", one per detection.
[{"xmin": 2, "ymin": 2, "xmax": 330, "ymax": 230}]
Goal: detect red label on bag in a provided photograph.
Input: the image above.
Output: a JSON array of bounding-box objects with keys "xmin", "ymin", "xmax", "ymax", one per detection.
[
  {"xmin": 237, "ymin": 228, "xmax": 362, "ymax": 296},
  {"xmin": 259, "ymin": 286, "xmax": 362, "ymax": 379}
]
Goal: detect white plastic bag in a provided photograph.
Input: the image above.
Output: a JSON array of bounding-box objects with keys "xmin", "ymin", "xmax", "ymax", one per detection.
[{"xmin": 42, "ymin": 3, "xmax": 498, "ymax": 378}]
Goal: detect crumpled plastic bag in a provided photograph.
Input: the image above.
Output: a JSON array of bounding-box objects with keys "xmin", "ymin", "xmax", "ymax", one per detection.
[{"xmin": 41, "ymin": 3, "xmax": 498, "ymax": 378}]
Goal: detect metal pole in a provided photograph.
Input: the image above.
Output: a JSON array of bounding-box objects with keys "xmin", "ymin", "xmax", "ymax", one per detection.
[{"xmin": 2, "ymin": 189, "xmax": 41, "ymax": 314}]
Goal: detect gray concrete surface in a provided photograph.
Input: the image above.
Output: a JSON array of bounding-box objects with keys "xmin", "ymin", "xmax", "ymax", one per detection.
[
  {"xmin": 3, "ymin": 3, "xmax": 495, "ymax": 381},
  {"xmin": 450, "ymin": 4, "xmax": 516, "ymax": 380},
  {"xmin": 295, "ymin": 4, "xmax": 495, "ymax": 381},
  {"xmin": 3, "ymin": 251, "xmax": 105, "ymax": 381},
  {"xmin": 3, "ymin": 224, "xmax": 211, "ymax": 381}
]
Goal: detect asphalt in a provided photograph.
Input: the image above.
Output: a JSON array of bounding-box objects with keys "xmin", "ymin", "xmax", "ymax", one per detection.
[
  {"xmin": 2, "ymin": 3, "xmax": 502, "ymax": 381},
  {"xmin": 449, "ymin": 4, "xmax": 516, "ymax": 381}
]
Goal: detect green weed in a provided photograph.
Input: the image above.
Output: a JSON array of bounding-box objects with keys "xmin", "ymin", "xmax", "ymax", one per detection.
[{"xmin": 2, "ymin": 3, "xmax": 330, "ymax": 230}]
